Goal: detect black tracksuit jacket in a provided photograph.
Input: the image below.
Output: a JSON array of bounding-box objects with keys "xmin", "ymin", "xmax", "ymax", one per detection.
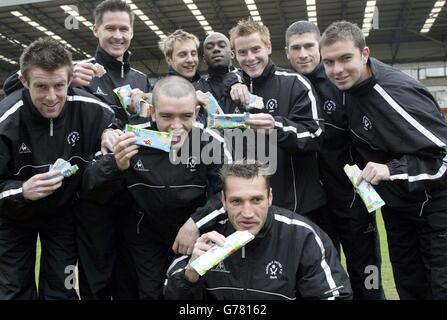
[
  {"xmin": 81, "ymin": 126, "xmax": 231, "ymax": 245},
  {"xmin": 75, "ymin": 46, "xmax": 151, "ymax": 128},
  {"xmin": 194, "ymin": 65, "xmax": 232, "ymax": 102},
  {"xmin": 164, "ymin": 205, "xmax": 352, "ymax": 300},
  {"xmin": 344, "ymin": 57, "xmax": 447, "ymax": 210},
  {"xmin": 0, "ymin": 88, "xmax": 114, "ymax": 221},
  {"xmin": 226, "ymin": 59, "xmax": 326, "ymax": 214},
  {"xmin": 307, "ymin": 63, "xmax": 365, "ymax": 208}
]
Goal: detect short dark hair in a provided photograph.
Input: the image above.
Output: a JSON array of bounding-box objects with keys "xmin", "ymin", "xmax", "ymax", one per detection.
[
  {"xmin": 152, "ymin": 75, "xmax": 197, "ymax": 108},
  {"xmin": 94, "ymin": 0, "xmax": 134, "ymax": 27},
  {"xmin": 20, "ymin": 37, "xmax": 72, "ymax": 81},
  {"xmin": 320, "ymin": 20, "xmax": 366, "ymax": 51},
  {"xmin": 285, "ymin": 20, "xmax": 320, "ymax": 46},
  {"xmin": 220, "ymin": 162, "xmax": 271, "ymax": 194}
]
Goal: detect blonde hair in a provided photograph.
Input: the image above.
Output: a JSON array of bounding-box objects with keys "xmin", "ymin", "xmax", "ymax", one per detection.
[
  {"xmin": 158, "ymin": 29, "xmax": 200, "ymax": 58},
  {"xmin": 229, "ymin": 18, "xmax": 270, "ymax": 49}
]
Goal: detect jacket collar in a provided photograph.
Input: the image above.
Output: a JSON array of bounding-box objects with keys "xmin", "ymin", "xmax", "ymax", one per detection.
[
  {"xmin": 208, "ymin": 65, "xmax": 233, "ymax": 79},
  {"xmin": 95, "ymin": 45, "xmax": 131, "ymax": 73},
  {"xmin": 242, "ymin": 58, "xmax": 275, "ymax": 85},
  {"xmin": 167, "ymin": 66, "xmax": 201, "ymax": 82},
  {"xmin": 345, "ymin": 58, "xmax": 376, "ymax": 95},
  {"xmin": 306, "ymin": 61, "xmax": 326, "ymax": 82},
  {"xmin": 256, "ymin": 208, "xmax": 274, "ymax": 239}
]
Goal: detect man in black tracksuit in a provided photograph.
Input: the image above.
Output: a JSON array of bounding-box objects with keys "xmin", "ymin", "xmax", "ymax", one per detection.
[
  {"xmin": 225, "ymin": 19, "xmax": 326, "ymax": 220},
  {"xmin": 164, "ymin": 163, "xmax": 352, "ymax": 300},
  {"xmin": 193, "ymin": 32, "xmax": 241, "ymax": 114},
  {"xmin": 71, "ymin": 45, "xmax": 151, "ymax": 128},
  {"xmin": 68, "ymin": 0, "xmax": 152, "ymax": 300},
  {"xmin": 0, "ymin": 38, "xmax": 114, "ymax": 299},
  {"xmin": 320, "ymin": 21, "xmax": 447, "ymax": 299},
  {"xmin": 158, "ymin": 29, "xmax": 202, "ymax": 83},
  {"xmin": 1, "ymin": 0, "xmax": 152, "ymax": 300},
  {"xmin": 284, "ymin": 21, "xmax": 384, "ymax": 300},
  {"xmin": 82, "ymin": 76, "xmax": 231, "ymax": 299}
]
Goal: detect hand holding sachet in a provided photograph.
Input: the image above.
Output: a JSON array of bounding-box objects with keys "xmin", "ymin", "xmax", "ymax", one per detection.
[
  {"xmin": 189, "ymin": 230, "xmax": 254, "ymax": 276},
  {"xmin": 344, "ymin": 164, "xmax": 385, "ymax": 213}
]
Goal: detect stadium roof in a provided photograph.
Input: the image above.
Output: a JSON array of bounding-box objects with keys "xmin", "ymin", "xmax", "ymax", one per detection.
[{"xmin": 0, "ymin": 0, "xmax": 446, "ymax": 79}]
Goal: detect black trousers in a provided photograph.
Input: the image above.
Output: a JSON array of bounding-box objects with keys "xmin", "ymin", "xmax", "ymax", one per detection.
[
  {"xmin": 0, "ymin": 211, "xmax": 78, "ymax": 300},
  {"xmin": 382, "ymin": 203, "xmax": 447, "ymax": 300},
  {"xmin": 315, "ymin": 205, "xmax": 385, "ymax": 300},
  {"xmin": 75, "ymin": 200, "xmax": 138, "ymax": 300},
  {"xmin": 123, "ymin": 211, "xmax": 175, "ymax": 300}
]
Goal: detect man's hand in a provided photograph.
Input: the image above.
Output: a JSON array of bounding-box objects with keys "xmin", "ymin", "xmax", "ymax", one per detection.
[
  {"xmin": 230, "ymin": 83, "xmax": 250, "ymax": 105},
  {"xmin": 71, "ymin": 62, "xmax": 96, "ymax": 87},
  {"xmin": 196, "ymin": 90, "xmax": 208, "ymax": 106},
  {"xmin": 245, "ymin": 113, "xmax": 275, "ymax": 130},
  {"xmin": 357, "ymin": 162, "xmax": 391, "ymax": 185},
  {"xmin": 128, "ymin": 89, "xmax": 152, "ymax": 114},
  {"xmin": 172, "ymin": 218, "xmax": 199, "ymax": 255},
  {"xmin": 22, "ymin": 171, "xmax": 64, "ymax": 201},
  {"xmin": 184, "ymin": 231, "xmax": 226, "ymax": 283},
  {"xmin": 113, "ymin": 132, "xmax": 139, "ymax": 171},
  {"xmin": 101, "ymin": 129, "xmax": 123, "ymax": 154}
]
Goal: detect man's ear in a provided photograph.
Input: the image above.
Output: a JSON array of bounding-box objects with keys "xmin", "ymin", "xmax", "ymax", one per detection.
[
  {"xmin": 268, "ymin": 187, "xmax": 273, "ymax": 207},
  {"xmin": 68, "ymin": 74, "xmax": 73, "ymax": 87},
  {"xmin": 194, "ymin": 104, "xmax": 201, "ymax": 116},
  {"xmin": 284, "ymin": 46, "xmax": 290, "ymax": 60},
  {"xmin": 362, "ymin": 46, "xmax": 370, "ymax": 64},
  {"xmin": 19, "ymin": 74, "xmax": 29, "ymax": 89},
  {"xmin": 220, "ymin": 190, "xmax": 226, "ymax": 208},
  {"xmin": 266, "ymin": 42, "xmax": 272, "ymax": 55},
  {"xmin": 165, "ymin": 55, "xmax": 172, "ymax": 66},
  {"xmin": 92, "ymin": 24, "xmax": 99, "ymax": 39},
  {"xmin": 149, "ymin": 104, "xmax": 156, "ymax": 122}
]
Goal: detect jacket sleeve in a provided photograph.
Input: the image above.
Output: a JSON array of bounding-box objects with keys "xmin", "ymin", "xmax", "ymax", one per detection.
[
  {"xmin": 164, "ymin": 254, "xmax": 206, "ymax": 300},
  {"xmin": 2, "ymin": 71, "xmax": 22, "ymax": 96},
  {"xmin": 296, "ymin": 222, "xmax": 353, "ymax": 300},
  {"xmin": 80, "ymin": 153, "xmax": 126, "ymax": 203},
  {"xmin": 274, "ymin": 74, "xmax": 324, "ymax": 154},
  {"xmin": 0, "ymin": 138, "xmax": 33, "ymax": 219},
  {"xmin": 222, "ymin": 69, "xmax": 244, "ymax": 92},
  {"xmin": 190, "ymin": 128, "xmax": 230, "ymax": 231},
  {"xmin": 375, "ymin": 84, "xmax": 447, "ymax": 192}
]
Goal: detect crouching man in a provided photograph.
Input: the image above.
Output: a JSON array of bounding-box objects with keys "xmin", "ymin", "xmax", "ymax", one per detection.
[{"xmin": 164, "ymin": 162, "xmax": 352, "ymax": 300}]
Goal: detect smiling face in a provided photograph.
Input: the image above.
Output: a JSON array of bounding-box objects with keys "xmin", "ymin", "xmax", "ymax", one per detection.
[
  {"xmin": 20, "ymin": 66, "xmax": 71, "ymax": 119},
  {"xmin": 203, "ymin": 32, "xmax": 232, "ymax": 68},
  {"xmin": 234, "ymin": 32, "xmax": 271, "ymax": 79},
  {"xmin": 150, "ymin": 92, "xmax": 199, "ymax": 149},
  {"xmin": 166, "ymin": 39, "xmax": 199, "ymax": 80},
  {"xmin": 222, "ymin": 176, "xmax": 272, "ymax": 236},
  {"xmin": 320, "ymin": 39, "xmax": 371, "ymax": 91},
  {"xmin": 93, "ymin": 10, "xmax": 133, "ymax": 61},
  {"xmin": 285, "ymin": 32, "xmax": 320, "ymax": 75}
]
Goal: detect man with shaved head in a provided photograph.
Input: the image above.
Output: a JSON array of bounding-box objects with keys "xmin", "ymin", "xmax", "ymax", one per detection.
[
  {"xmin": 82, "ymin": 75, "xmax": 231, "ymax": 299},
  {"xmin": 194, "ymin": 32, "xmax": 241, "ymax": 113}
]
